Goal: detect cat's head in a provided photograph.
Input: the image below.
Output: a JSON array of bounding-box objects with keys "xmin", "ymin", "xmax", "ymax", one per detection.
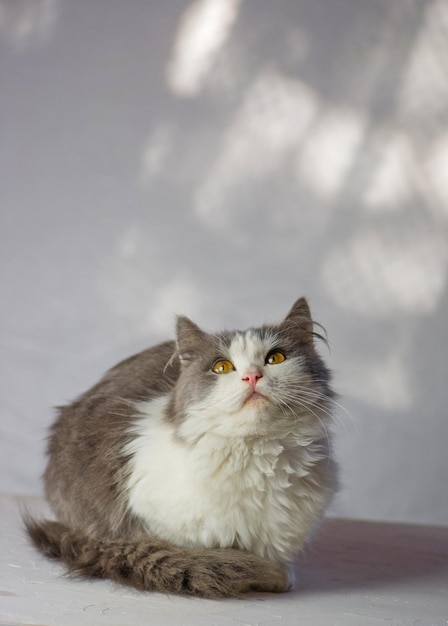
[{"xmin": 168, "ymin": 297, "xmax": 333, "ymax": 442}]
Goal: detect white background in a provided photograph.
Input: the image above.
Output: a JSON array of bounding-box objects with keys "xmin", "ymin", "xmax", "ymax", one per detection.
[{"xmin": 1, "ymin": 0, "xmax": 447, "ymax": 525}]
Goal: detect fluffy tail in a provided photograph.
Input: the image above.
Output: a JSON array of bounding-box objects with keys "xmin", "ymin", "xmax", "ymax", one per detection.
[{"xmin": 24, "ymin": 518, "xmax": 288, "ymax": 598}]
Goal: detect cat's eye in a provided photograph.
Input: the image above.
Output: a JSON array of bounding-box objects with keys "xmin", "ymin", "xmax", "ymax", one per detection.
[
  {"xmin": 265, "ymin": 351, "xmax": 286, "ymax": 365},
  {"xmin": 212, "ymin": 359, "xmax": 235, "ymax": 374}
]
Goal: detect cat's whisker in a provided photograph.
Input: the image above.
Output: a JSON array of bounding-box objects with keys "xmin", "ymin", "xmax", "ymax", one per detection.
[
  {"xmin": 293, "ymin": 387, "xmax": 358, "ymax": 436},
  {"xmin": 288, "ymin": 392, "xmax": 355, "ymax": 444},
  {"xmin": 270, "ymin": 391, "xmax": 332, "ymax": 453},
  {"xmin": 275, "ymin": 386, "xmax": 334, "ymax": 432}
]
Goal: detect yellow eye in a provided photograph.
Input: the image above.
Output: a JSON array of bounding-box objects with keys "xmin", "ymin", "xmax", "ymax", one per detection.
[
  {"xmin": 266, "ymin": 351, "xmax": 286, "ymax": 365},
  {"xmin": 212, "ymin": 359, "xmax": 235, "ymax": 374}
]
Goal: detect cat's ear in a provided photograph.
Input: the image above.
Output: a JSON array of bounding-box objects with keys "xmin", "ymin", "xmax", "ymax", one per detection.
[
  {"xmin": 282, "ymin": 297, "xmax": 314, "ymax": 342},
  {"xmin": 176, "ymin": 316, "xmax": 207, "ymax": 363}
]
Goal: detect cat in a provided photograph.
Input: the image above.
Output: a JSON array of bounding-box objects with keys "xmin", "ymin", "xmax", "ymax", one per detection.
[{"xmin": 25, "ymin": 296, "xmax": 336, "ymax": 598}]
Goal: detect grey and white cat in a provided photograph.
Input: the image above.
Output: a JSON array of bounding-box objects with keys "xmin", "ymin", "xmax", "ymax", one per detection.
[{"xmin": 26, "ymin": 297, "xmax": 336, "ymax": 598}]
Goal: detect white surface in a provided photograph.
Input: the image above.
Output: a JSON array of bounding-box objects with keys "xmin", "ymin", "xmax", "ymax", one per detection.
[
  {"xmin": 1, "ymin": 0, "xmax": 448, "ymax": 526},
  {"xmin": 1, "ymin": 495, "xmax": 447, "ymax": 626}
]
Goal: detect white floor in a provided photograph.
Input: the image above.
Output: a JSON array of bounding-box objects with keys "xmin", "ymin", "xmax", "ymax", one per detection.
[{"xmin": 1, "ymin": 495, "xmax": 447, "ymax": 626}]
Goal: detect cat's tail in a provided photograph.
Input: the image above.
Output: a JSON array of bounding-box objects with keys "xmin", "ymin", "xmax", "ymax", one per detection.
[{"xmin": 24, "ymin": 518, "xmax": 289, "ymax": 598}]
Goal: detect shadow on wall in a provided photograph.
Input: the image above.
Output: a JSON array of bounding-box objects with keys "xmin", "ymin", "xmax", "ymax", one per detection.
[
  {"xmin": 1, "ymin": 0, "xmax": 447, "ymax": 518},
  {"xmin": 6, "ymin": 0, "xmax": 443, "ymax": 415},
  {"xmin": 141, "ymin": 0, "xmax": 448, "ymax": 419},
  {"xmin": 0, "ymin": 0, "xmax": 57, "ymax": 51}
]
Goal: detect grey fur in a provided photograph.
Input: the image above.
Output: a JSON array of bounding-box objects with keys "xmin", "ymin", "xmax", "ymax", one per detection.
[{"xmin": 25, "ymin": 297, "xmax": 334, "ymax": 597}]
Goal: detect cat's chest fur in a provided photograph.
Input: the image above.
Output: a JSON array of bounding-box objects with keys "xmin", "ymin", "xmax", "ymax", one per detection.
[{"xmin": 125, "ymin": 397, "xmax": 328, "ymax": 564}]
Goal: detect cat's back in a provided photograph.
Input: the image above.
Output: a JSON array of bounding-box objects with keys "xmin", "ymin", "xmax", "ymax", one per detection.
[
  {"xmin": 89, "ymin": 339, "xmax": 178, "ymax": 400},
  {"xmin": 55, "ymin": 339, "xmax": 177, "ymax": 422},
  {"xmin": 44, "ymin": 340, "xmax": 178, "ymax": 535}
]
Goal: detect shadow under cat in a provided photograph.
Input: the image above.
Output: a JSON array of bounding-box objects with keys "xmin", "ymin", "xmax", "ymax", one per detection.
[{"xmin": 295, "ymin": 518, "xmax": 448, "ymax": 594}]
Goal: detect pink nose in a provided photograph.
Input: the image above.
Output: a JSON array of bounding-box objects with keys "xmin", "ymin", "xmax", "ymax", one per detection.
[{"xmin": 242, "ymin": 371, "xmax": 262, "ymax": 388}]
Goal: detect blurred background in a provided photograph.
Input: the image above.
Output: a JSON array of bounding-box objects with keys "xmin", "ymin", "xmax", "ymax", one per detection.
[{"xmin": 1, "ymin": 0, "xmax": 447, "ymax": 525}]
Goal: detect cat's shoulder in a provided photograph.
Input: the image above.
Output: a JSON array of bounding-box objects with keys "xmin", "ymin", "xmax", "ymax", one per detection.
[
  {"xmin": 106, "ymin": 339, "xmax": 178, "ymax": 387},
  {"xmin": 106, "ymin": 340, "xmax": 177, "ymax": 376},
  {"xmin": 72, "ymin": 340, "xmax": 179, "ymax": 406}
]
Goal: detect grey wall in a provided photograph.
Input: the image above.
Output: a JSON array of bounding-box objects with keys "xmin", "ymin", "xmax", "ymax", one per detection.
[{"xmin": 1, "ymin": 0, "xmax": 447, "ymax": 525}]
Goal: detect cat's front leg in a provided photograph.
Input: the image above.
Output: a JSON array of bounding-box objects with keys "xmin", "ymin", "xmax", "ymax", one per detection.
[{"xmin": 286, "ymin": 565, "xmax": 297, "ymax": 591}]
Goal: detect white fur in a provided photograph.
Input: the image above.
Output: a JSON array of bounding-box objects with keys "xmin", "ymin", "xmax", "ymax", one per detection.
[{"xmin": 124, "ymin": 331, "xmax": 332, "ymax": 566}]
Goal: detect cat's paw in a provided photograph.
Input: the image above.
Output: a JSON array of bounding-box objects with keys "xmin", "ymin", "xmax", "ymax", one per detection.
[
  {"xmin": 191, "ymin": 549, "xmax": 289, "ymax": 597},
  {"xmin": 243, "ymin": 561, "xmax": 290, "ymax": 594}
]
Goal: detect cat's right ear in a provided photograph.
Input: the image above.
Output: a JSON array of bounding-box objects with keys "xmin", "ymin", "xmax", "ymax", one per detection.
[
  {"xmin": 281, "ymin": 297, "xmax": 314, "ymax": 344},
  {"xmin": 176, "ymin": 316, "xmax": 207, "ymax": 364}
]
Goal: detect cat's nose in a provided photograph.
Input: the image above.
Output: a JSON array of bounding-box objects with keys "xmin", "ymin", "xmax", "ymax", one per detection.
[{"xmin": 242, "ymin": 371, "xmax": 263, "ymax": 388}]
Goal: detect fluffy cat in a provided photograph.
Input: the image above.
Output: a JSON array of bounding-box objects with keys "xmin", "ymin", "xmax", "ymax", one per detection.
[{"xmin": 25, "ymin": 297, "xmax": 336, "ymax": 598}]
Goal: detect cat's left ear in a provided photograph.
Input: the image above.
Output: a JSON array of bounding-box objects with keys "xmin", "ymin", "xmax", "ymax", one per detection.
[
  {"xmin": 176, "ymin": 316, "xmax": 207, "ymax": 363},
  {"xmin": 282, "ymin": 297, "xmax": 314, "ymax": 342}
]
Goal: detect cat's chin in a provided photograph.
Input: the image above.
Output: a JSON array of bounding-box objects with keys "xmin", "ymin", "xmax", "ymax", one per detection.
[
  {"xmin": 243, "ymin": 391, "xmax": 269, "ymax": 406},
  {"xmin": 230, "ymin": 396, "xmax": 281, "ymax": 437}
]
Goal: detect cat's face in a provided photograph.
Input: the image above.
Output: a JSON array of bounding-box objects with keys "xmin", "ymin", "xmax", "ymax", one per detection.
[{"xmin": 169, "ymin": 298, "xmax": 332, "ymax": 442}]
